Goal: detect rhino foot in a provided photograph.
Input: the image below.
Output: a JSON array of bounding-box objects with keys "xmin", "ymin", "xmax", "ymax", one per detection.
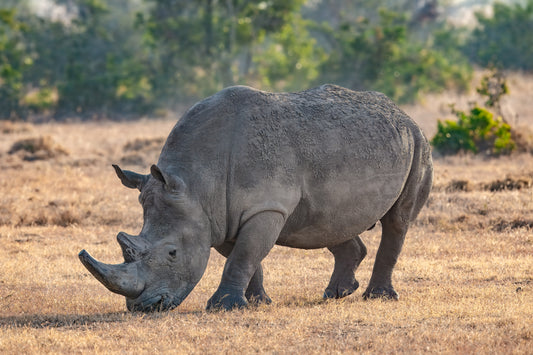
[
  {"xmin": 206, "ymin": 287, "xmax": 248, "ymax": 311},
  {"xmin": 245, "ymin": 289, "xmax": 272, "ymax": 305},
  {"xmin": 323, "ymin": 279, "xmax": 359, "ymax": 299},
  {"xmin": 362, "ymin": 287, "xmax": 399, "ymax": 301}
]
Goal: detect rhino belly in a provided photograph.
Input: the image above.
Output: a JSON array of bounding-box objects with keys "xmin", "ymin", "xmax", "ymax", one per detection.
[{"xmin": 276, "ymin": 169, "xmax": 407, "ymax": 249}]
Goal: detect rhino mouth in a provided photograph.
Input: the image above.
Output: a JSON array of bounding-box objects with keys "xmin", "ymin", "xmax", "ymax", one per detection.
[
  {"xmin": 128, "ymin": 294, "xmax": 164, "ymax": 312},
  {"xmin": 128, "ymin": 294, "xmax": 174, "ymax": 312},
  {"xmin": 127, "ymin": 285, "xmax": 194, "ymax": 312}
]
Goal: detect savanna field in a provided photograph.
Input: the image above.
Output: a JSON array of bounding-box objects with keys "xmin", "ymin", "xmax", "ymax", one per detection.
[{"xmin": 1, "ymin": 75, "xmax": 533, "ymax": 353}]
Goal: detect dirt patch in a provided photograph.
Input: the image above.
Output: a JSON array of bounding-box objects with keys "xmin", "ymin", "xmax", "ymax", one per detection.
[
  {"xmin": 123, "ymin": 137, "xmax": 165, "ymax": 152},
  {"xmin": 446, "ymin": 179, "xmax": 472, "ymax": 192},
  {"xmin": 120, "ymin": 153, "xmax": 146, "ymax": 166},
  {"xmin": 492, "ymin": 218, "xmax": 533, "ymax": 232},
  {"xmin": 512, "ymin": 125, "xmax": 533, "ymax": 154},
  {"xmin": 2, "ymin": 200, "xmax": 84, "ymax": 227},
  {"xmin": 120, "ymin": 137, "xmax": 165, "ymax": 166},
  {"xmin": 484, "ymin": 177, "xmax": 532, "ymax": 192},
  {"xmin": 0, "ymin": 120, "xmax": 33, "ymax": 134},
  {"xmin": 8, "ymin": 136, "xmax": 69, "ymax": 161},
  {"xmin": 439, "ymin": 175, "xmax": 533, "ymax": 193}
]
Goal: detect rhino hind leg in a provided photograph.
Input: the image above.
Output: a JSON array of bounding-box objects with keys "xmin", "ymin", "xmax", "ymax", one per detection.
[
  {"xmin": 363, "ymin": 150, "xmax": 433, "ymax": 301},
  {"xmin": 362, "ymin": 211, "xmax": 407, "ymax": 301},
  {"xmin": 244, "ymin": 265, "xmax": 272, "ymax": 305},
  {"xmin": 324, "ymin": 236, "xmax": 367, "ymax": 299}
]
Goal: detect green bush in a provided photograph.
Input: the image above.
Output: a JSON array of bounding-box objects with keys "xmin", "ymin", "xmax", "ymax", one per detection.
[
  {"xmin": 432, "ymin": 69, "xmax": 515, "ymax": 156},
  {"xmin": 431, "ymin": 106, "xmax": 514, "ymax": 156}
]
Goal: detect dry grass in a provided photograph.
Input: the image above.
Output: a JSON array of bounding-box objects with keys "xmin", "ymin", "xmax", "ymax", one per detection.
[
  {"xmin": 1, "ymin": 90, "xmax": 533, "ymax": 353},
  {"xmin": 8, "ymin": 135, "xmax": 70, "ymax": 162}
]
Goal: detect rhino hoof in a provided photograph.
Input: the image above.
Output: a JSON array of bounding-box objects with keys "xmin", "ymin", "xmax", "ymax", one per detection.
[
  {"xmin": 206, "ymin": 288, "xmax": 248, "ymax": 311},
  {"xmin": 323, "ymin": 279, "xmax": 359, "ymax": 299},
  {"xmin": 245, "ymin": 290, "xmax": 272, "ymax": 305},
  {"xmin": 362, "ymin": 287, "xmax": 399, "ymax": 301}
]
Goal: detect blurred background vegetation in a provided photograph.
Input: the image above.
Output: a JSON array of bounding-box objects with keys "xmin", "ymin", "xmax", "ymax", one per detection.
[{"xmin": 0, "ymin": 0, "xmax": 531, "ymax": 121}]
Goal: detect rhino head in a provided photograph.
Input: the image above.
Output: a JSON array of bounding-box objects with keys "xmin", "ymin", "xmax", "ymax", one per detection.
[{"xmin": 79, "ymin": 164, "xmax": 211, "ymax": 312}]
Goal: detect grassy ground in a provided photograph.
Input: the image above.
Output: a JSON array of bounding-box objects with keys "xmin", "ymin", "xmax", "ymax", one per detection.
[{"xmin": 1, "ymin": 81, "xmax": 532, "ymax": 353}]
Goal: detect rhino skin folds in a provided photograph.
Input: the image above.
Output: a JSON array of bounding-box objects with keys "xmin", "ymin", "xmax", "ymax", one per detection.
[{"xmin": 79, "ymin": 84, "xmax": 433, "ymax": 312}]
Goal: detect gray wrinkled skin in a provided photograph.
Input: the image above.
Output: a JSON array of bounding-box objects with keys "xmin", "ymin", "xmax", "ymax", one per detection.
[{"xmin": 79, "ymin": 84, "xmax": 433, "ymax": 311}]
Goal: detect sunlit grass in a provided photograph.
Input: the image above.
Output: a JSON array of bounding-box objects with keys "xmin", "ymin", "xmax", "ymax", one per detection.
[{"xmin": 1, "ymin": 115, "xmax": 532, "ymax": 353}]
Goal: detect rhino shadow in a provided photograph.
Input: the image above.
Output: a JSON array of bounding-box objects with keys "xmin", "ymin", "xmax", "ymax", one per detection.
[{"xmin": 0, "ymin": 312, "xmax": 150, "ymax": 329}]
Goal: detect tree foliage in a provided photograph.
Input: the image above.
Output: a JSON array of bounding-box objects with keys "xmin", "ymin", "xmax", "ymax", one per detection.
[
  {"xmin": 137, "ymin": 0, "xmax": 304, "ymax": 102},
  {"xmin": 319, "ymin": 9, "xmax": 471, "ymax": 103},
  {"xmin": 0, "ymin": 0, "xmax": 530, "ymax": 120},
  {"xmin": 0, "ymin": 9, "xmax": 29, "ymax": 118},
  {"xmin": 253, "ymin": 14, "xmax": 326, "ymax": 92},
  {"xmin": 466, "ymin": 0, "xmax": 533, "ymax": 71}
]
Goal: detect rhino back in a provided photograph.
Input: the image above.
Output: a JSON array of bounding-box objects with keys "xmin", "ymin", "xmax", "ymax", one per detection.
[
  {"xmin": 159, "ymin": 85, "xmax": 428, "ymax": 248},
  {"xmin": 227, "ymin": 85, "xmax": 425, "ymax": 248}
]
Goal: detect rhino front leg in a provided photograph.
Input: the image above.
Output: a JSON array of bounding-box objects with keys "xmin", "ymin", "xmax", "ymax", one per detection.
[
  {"xmin": 207, "ymin": 211, "xmax": 284, "ymax": 311},
  {"xmin": 324, "ymin": 236, "xmax": 367, "ymax": 299},
  {"xmin": 214, "ymin": 242, "xmax": 272, "ymax": 305}
]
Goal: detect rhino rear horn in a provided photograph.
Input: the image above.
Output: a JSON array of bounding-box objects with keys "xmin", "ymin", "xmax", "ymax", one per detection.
[
  {"xmin": 79, "ymin": 250, "xmax": 144, "ymax": 298},
  {"xmin": 113, "ymin": 164, "xmax": 148, "ymax": 191},
  {"xmin": 117, "ymin": 232, "xmax": 150, "ymax": 262}
]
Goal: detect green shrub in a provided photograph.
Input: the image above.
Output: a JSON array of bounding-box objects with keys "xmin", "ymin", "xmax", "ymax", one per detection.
[
  {"xmin": 432, "ymin": 70, "xmax": 516, "ymax": 156},
  {"xmin": 431, "ymin": 106, "xmax": 514, "ymax": 156}
]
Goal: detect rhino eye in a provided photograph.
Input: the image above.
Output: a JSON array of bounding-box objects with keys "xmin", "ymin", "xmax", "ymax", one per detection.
[{"xmin": 169, "ymin": 249, "xmax": 177, "ymax": 257}]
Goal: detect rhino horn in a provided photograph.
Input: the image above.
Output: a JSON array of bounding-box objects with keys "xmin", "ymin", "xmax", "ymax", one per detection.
[
  {"xmin": 117, "ymin": 232, "xmax": 150, "ymax": 262},
  {"xmin": 78, "ymin": 250, "xmax": 144, "ymax": 298}
]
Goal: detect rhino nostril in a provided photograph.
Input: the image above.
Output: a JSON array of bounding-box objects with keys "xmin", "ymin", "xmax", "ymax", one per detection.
[{"xmin": 169, "ymin": 250, "xmax": 177, "ymax": 257}]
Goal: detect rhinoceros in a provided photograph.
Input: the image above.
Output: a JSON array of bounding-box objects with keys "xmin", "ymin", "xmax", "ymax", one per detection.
[{"xmin": 79, "ymin": 84, "xmax": 433, "ymax": 312}]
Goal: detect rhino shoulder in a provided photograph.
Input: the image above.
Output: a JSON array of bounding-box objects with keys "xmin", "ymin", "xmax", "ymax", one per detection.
[{"xmin": 185, "ymin": 86, "xmax": 263, "ymax": 117}]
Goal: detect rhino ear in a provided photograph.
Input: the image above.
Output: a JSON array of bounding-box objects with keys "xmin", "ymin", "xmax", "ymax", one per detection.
[
  {"xmin": 150, "ymin": 164, "xmax": 185, "ymax": 194},
  {"xmin": 112, "ymin": 164, "xmax": 148, "ymax": 191}
]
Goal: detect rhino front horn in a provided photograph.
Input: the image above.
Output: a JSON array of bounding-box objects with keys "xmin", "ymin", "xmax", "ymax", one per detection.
[{"xmin": 79, "ymin": 250, "xmax": 144, "ymax": 299}]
